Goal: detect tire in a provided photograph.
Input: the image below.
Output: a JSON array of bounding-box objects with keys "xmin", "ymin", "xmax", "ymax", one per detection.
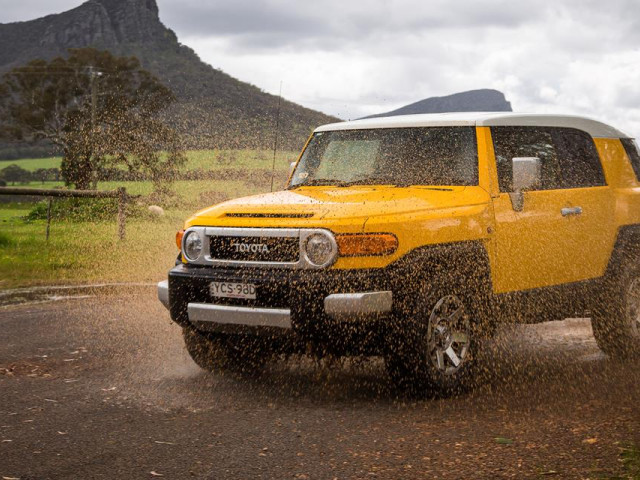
[
  {"xmin": 385, "ymin": 282, "xmax": 481, "ymax": 398},
  {"xmin": 591, "ymin": 260, "xmax": 640, "ymax": 358},
  {"xmin": 182, "ymin": 327, "xmax": 268, "ymax": 376}
]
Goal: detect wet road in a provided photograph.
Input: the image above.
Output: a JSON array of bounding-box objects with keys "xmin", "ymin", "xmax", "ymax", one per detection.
[{"xmin": 1, "ymin": 292, "xmax": 639, "ymax": 479}]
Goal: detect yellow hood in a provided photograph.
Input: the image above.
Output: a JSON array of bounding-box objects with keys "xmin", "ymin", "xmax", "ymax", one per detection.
[{"xmin": 185, "ymin": 186, "xmax": 491, "ymax": 230}]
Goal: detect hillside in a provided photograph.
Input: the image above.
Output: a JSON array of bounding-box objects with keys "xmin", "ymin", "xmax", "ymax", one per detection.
[
  {"xmin": 364, "ymin": 89, "xmax": 512, "ymax": 118},
  {"xmin": 0, "ymin": 0, "xmax": 338, "ymax": 154}
]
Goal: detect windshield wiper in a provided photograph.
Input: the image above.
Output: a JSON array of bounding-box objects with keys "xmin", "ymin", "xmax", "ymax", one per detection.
[
  {"xmin": 385, "ymin": 183, "xmax": 455, "ymax": 190},
  {"xmin": 339, "ymin": 178, "xmax": 395, "ymax": 186},
  {"xmin": 343, "ymin": 178, "xmax": 456, "ymax": 190},
  {"xmin": 291, "ymin": 178, "xmax": 455, "ymax": 190},
  {"xmin": 294, "ymin": 178, "xmax": 352, "ymax": 187}
]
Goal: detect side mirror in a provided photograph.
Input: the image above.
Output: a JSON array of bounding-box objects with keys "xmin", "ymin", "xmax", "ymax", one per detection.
[{"xmin": 509, "ymin": 157, "xmax": 541, "ymax": 212}]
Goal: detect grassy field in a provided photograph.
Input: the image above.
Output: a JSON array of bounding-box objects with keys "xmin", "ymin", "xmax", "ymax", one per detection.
[
  {"xmin": 0, "ymin": 149, "xmax": 296, "ymax": 288},
  {"xmin": 0, "ymin": 149, "xmax": 298, "ymax": 172},
  {"xmin": 0, "ymin": 156, "xmax": 62, "ymax": 171}
]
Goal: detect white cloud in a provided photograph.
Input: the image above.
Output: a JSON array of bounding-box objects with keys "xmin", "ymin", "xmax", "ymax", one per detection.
[{"xmin": 170, "ymin": 0, "xmax": 640, "ymax": 136}]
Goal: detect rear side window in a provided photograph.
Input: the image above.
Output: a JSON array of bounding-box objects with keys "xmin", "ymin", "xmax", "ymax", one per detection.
[
  {"xmin": 552, "ymin": 129, "xmax": 606, "ymax": 188},
  {"xmin": 621, "ymin": 138, "xmax": 640, "ymax": 181},
  {"xmin": 491, "ymin": 126, "xmax": 606, "ymax": 192}
]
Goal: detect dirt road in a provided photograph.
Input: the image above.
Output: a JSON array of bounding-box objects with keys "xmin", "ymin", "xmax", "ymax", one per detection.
[{"xmin": 1, "ymin": 292, "xmax": 639, "ymax": 479}]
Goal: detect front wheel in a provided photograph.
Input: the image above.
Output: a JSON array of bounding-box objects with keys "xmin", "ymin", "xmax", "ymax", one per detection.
[
  {"xmin": 591, "ymin": 261, "xmax": 640, "ymax": 358},
  {"xmin": 386, "ymin": 291, "xmax": 477, "ymax": 397},
  {"xmin": 182, "ymin": 327, "xmax": 268, "ymax": 376}
]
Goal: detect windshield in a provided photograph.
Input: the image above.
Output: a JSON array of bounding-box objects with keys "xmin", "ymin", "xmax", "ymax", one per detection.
[{"xmin": 289, "ymin": 126, "xmax": 478, "ymax": 188}]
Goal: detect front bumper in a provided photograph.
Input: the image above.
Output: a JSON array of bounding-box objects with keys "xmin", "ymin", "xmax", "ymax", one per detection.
[
  {"xmin": 160, "ymin": 286, "xmax": 392, "ymax": 327},
  {"xmin": 188, "ymin": 303, "xmax": 292, "ymax": 329},
  {"xmin": 158, "ymin": 276, "xmax": 392, "ymax": 325},
  {"xmin": 157, "ymin": 280, "xmax": 169, "ymax": 309},
  {"xmin": 159, "ymin": 264, "xmax": 395, "ymax": 353}
]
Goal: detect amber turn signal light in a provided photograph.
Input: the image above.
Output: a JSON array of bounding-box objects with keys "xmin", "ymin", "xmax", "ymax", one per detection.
[
  {"xmin": 336, "ymin": 233, "xmax": 398, "ymax": 257},
  {"xmin": 176, "ymin": 229, "xmax": 185, "ymax": 250}
]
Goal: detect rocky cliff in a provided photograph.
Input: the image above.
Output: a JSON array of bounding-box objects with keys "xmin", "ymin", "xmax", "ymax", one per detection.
[
  {"xmin": 364, "ymin": 89, "xmax": 513, "ymax": 119},
  {"xmin": 0, "ymin": 0, "xmax": 337, "ymax": 152}
]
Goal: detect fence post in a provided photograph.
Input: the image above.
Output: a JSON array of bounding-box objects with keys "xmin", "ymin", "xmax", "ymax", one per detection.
[
  {"xmin": 45, "ymin": 197, "xmax": 53, "ymax": 242},
  {"xmin": 117, "ymin": 187, "xmax": 126, "ymax": 241}
]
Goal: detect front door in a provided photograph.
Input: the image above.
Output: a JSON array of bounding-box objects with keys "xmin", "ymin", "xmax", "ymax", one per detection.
[{"xmin": 489, "ymin": 126, "xmax": 617, "ymax": 294}]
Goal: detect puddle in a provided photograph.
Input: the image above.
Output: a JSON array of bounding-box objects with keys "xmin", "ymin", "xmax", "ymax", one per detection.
[{"xmin": 0, "ymin": 283, "xmax": 155, "ymax": 307}]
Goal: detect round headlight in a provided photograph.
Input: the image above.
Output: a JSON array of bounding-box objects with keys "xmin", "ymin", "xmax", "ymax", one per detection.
[
  {"xmin": 183, "ymin": 231, "xmax": 203, "ymax": 261},
  {"xmin": 304, "ymin": 232, "xmax": 336, "ymax": 267}
]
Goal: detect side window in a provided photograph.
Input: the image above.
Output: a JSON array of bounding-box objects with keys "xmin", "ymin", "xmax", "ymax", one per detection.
[
  {"xmin": 491, "ymin": 127, "xmax": 561, "ymax": 192},
  {"xmin": 621, "ymin": 138, "xmax": 640, "ymax": 181},
  {"xmin": 552, "ymin": 128, "xmax": 606, "ymax": 188}
]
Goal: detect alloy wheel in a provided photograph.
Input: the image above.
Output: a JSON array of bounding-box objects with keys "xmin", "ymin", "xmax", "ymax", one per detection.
[{"xmin": 426, "ymin": 294, "xmax": 471, "ymax": 375}]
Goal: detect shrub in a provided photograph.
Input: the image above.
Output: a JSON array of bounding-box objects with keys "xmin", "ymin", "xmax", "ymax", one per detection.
[
  {"xmin": 25, "ymin": 197, "xmax": 142, "ymax": 222},
  {"xmin": 0, "ymin": 231, "xmax": 12, "ymax": 247}
]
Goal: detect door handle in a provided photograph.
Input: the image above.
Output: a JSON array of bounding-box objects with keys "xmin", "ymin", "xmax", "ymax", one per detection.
[{"xmin": 561, "ymin": 206, "xmax": 583, "ymax": 217}]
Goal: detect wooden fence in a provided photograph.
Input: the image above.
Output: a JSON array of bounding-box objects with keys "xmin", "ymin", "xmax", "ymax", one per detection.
[{"xmin": 0, "ymin": 186, "xmax": 139, "ymax": 241}]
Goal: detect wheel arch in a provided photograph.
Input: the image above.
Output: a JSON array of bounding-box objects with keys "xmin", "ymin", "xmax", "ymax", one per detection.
[
  {"xmin": 605, "ymin": 225, "xmax": 640, "ymax": 279},
  {"xmin": 388, "ymin": 240, "xmax": 494, "ymax": 318},
  {"xmin": 390, "ymin": 240, "xmax": 493, "ymax": 286}
]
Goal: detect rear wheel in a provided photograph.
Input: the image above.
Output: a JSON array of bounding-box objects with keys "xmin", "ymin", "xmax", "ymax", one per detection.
[
  {"xmin": 591, "ymin": 261, "xmax": 640, "ymax": 358},
  {"xmin": 386, "ymin": 286, "xmax": 478, "ymax": 397},
  {"xmin": 182, "ymin": 327, "xmax": 268, "ymax": 375}
]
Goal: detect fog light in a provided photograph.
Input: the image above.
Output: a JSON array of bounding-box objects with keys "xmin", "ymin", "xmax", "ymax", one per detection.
[{"xmin": 183, "ymin": 231, "xmax": 203, "ymax": 261}]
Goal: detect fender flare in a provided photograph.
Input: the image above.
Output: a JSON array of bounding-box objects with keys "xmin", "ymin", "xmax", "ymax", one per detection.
[
  {"xmin": 386, "ymin": 240, "xmax": 494, "ymax": 318},
  {"xmin": 604, "ymin": 225, "xmax": 640, "ymax": 279}
]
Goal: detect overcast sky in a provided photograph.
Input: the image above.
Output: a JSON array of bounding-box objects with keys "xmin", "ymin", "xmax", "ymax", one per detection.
[{"xmin": 2, "ymin": 0, "xmax": 640, "ymax": 135}]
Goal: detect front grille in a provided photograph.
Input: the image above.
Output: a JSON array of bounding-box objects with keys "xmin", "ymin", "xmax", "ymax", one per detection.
[{"xmin": 209, "ymin": 236, "xmax": 299, "ymax": 263}]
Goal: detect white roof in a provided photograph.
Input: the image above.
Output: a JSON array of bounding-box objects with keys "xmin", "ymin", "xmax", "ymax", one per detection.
[{"xmin": 314, "ymin": 112, "xmax": 631, "ymax": 139}]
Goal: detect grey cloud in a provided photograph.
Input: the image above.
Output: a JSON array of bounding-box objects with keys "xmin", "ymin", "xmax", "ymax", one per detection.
[
  {"xmin": 158, "ymin": 0, "xmax": 546, "ymax": 51},
  {"xmin": 2, "ymin": 0, "xmax": 639, "ymax": 134}
]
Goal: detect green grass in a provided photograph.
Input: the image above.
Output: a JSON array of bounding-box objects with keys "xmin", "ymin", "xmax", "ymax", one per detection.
[
  {"xmin": 182, "ymin": 149, "xmax": 297, "ymax": 171},
  {"xmin": 619, "ymin": 443, "xmax": 640, "ymax": 479},
  {"xmin": 0, "ymin": 156, "xmax": 62, "ymax": 171},
  {"xmin": 0, "ymin": 182, "xmax": 248, "ymax": 288},
  {"xmin": 0, "ymin": 149, "xmax": 298, "ymax": 172},
  {"xmin": 0, "ymin": 148, "xmax": 295, "ymax": 288},
  {"xmin": 0, "ymin": 209, "xmax": 183, "ymax": 288},
  {"xmin": 3, "ymin": 176, "xmax": 288, "ymax": 209}
]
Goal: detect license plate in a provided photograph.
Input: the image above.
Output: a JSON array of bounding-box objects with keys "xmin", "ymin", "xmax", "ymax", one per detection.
[{"xmin": 210, "ymin": 281, "xmax": 256, "ymax": 300}]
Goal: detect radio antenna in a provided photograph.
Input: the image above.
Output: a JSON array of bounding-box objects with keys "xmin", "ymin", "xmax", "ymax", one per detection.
[{"xmin": 270, "ymin": 81, "xmax": 283, "ymax": 192}]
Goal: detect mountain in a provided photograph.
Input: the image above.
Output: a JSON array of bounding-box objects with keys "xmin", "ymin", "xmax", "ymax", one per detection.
[
  {"xmin": 0, "ymin": 0, "xmax": 338, "ymax": 153},
  {"xmin": 364, "ymin": 89, "xmax": 512, "ymax": 119}
]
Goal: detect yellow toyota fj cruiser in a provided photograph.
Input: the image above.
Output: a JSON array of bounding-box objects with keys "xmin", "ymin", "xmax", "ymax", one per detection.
[{"xmin": 158, "ymin": 112, "xmax": 640, "ymax": 395}]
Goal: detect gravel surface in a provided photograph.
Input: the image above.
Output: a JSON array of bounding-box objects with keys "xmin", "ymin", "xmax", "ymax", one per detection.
[{"xmin": 0, "ymin": 294, "xmax": 639, "ymax": 479}]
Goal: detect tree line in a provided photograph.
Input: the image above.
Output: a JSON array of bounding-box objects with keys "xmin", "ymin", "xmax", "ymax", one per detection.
[{"xmin": 0, "ymin": 164, "xmax": 60, "ymax": 185}]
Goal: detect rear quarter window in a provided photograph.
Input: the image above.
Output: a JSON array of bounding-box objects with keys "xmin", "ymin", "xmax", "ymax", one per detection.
[
  {"xmin": 621, "ymin": 138, "xmax": 640, "ymax": 181},
  {"xmin": 552, "ymin": 128, "xmax": 606, "ymax": 188}
]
